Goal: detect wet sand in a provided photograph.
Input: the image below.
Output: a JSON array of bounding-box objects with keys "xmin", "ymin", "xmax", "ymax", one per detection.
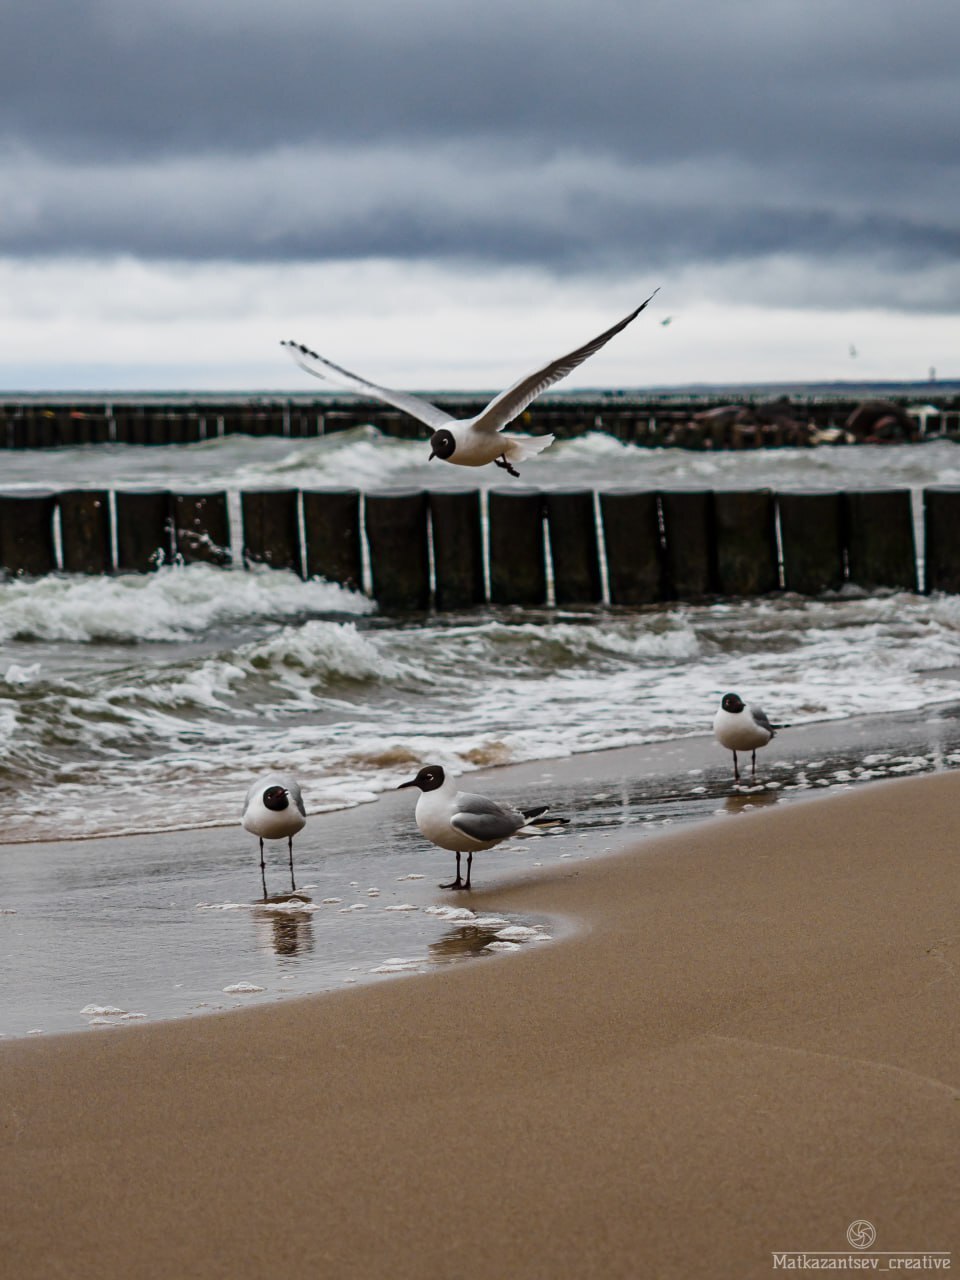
[{"xmin": 2, "ymin": 769, "xmax": 958, "ymax": 1278}]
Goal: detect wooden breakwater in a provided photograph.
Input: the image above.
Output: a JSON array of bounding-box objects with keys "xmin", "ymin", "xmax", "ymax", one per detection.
[
  {"xmin": 2, "ymin": 487, "xmax": 960, "ymax": 608},
  {"xmin": 2, "ymin": 394, "xmax": 960, "ymax": 449}
]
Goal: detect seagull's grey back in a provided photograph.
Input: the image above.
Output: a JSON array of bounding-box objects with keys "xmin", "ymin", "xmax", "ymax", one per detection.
[
  {"xmin": 751, "ymin": 707, "xmax": 776, "ymax": 737},
  {"xmin": 450, "ymin": 789, "xmax": 525, "ymax": 841}
]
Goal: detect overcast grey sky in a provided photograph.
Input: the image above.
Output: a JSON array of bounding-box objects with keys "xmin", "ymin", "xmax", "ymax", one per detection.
[{"xmin": 1, "ymin": 0, "xmax": 958, "ymax": 390}]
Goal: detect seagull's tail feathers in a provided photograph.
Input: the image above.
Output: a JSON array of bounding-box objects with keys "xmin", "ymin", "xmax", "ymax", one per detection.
[
  {"xmin": 502, "ymin": 432, "xmax": 555, "ymax": 463},
  {"xmin": 518, "ymin": 806, "xmax": 569, "ymax": 835}
]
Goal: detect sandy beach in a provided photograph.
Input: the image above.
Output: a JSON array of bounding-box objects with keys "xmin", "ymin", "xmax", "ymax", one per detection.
[{"xmin": 2, "ymin": 768, "xmax": 958, "ymax": 1278}]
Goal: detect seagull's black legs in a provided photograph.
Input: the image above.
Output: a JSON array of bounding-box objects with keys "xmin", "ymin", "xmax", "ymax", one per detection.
[
  {"xmin": 288, "ymin": 835, "xmax": 297, "ymax": 892},
  {"xmin": 494, "ymin": 455, "xmax": 520, "ymax": 478},
  {"xmin": 732, "ymin": 750, "xmax": 740, "ymax": 783},
  {"xmin": 464, "ymin": 852, "xmax": 473, "ymax": 891},
  {"xmin": 751, "ymin": 749, "xmax": 757, "ymax": 779},
  {"xmin": 259, "ymin": 837, "xmax": 268, "ymax": 899},
  {"xmin": 440, "ymin": 851, "xmax": 467, "ymax": 890}
]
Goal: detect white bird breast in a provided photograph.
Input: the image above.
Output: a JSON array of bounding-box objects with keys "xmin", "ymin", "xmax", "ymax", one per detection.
[
  {"xmin": 242, "ymin": 797, "xmax": 306, "ymax": 841},
  {"xmin": 713, "ymin": 708, "xmax": 771, "ymax": 752}
]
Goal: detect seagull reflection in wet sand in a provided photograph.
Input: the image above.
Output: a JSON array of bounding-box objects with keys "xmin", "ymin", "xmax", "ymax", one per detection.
[{"xmin": 253, "ymin": 906, "xmax": 316, "ymax": 958}]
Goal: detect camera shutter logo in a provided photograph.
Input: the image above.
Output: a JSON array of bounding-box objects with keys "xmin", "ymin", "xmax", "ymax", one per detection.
[{"xmin": 846, "ymin": 1220, "xmax": 877, "ymax": 1250}]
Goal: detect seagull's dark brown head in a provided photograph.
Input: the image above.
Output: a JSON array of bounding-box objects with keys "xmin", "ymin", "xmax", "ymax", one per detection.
[
  {"xmin": 721, "ymin": 693, "xmax": 745, "ymax": 714},
  {"xmin": 429, "ymin": 429, "xmax": 456, "ymax": 462},
  {"xmin": 398, "ymin": 765, "xmax": 446, "ymax": 792},
  {"xmin": 263, "ymin": 785, "xmax": 290, "ymax": 811}
]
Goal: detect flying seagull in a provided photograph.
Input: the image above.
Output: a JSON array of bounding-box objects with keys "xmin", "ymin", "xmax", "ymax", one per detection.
[
  {"xmin": 282, "ymin": 291, "xmax": 658, "ymax": 476},
  {"xmin": 712, "ymin": 693, "xmax": 777, "ymax": 783},
  {"xmin": 242, "ymin": 774, "xmax": 306, "ymax": 898},
  {"xmin": 398, "ymin": 764, "xmax": 564, "ymax": 890}
]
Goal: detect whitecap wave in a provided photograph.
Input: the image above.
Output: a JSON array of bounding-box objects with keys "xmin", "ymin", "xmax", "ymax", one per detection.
[
  {"xmin": 5, "ymin": 576, "xmax": 960, "ymax": 842},
  {"xmin": 0, "ymin": 562, "xmax": 372, "ymax": 644}
]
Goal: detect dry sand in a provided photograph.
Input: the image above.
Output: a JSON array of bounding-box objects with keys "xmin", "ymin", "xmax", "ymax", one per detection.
[{"xmin": 2, "ymin": 770, "xmax": 958, "ymax": 1279}]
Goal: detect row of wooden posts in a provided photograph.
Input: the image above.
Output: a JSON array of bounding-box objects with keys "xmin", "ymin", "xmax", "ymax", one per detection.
[
  {"xmin": 2, "ymin": 487, "xmax": 960, "ymax": 608},
  {"xmin": 6, "ymin": 398, "xmax": 957, "ymax": 450}
]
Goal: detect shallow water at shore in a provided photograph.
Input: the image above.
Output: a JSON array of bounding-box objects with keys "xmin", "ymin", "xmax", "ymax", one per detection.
[{"xmin": 3, "ymin": 704, "xmax": 959, "ymax": 1038}]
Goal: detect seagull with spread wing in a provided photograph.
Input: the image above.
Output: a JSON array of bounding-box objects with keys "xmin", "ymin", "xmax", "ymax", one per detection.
[{"xmin": 281, "ymin": 291, "xmax": 658, "ymax": 476}]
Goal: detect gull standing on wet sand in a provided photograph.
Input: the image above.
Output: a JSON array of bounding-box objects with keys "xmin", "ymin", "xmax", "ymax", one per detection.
[
  {"xmin": 713, "ymin": 693, "xmax": 777, "ymax": 783},
  {"xmin": 281, "ymin": 292, "xmax": 658, "ymax": 477},
  {"xmin": 242, "ymin": 774, "xmax": 306, "ymax": 898},
  {"xmin": 398, "ymin": 765, "xmax": 563, "ymax": 890}
]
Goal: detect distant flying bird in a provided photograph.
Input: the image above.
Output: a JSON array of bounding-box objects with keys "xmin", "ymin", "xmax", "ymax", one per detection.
[
  {"xmin": 660, "ymin": 315, "xmax": 674, "ymax": 326},
  {"xmin": 281, "ymin": 291, "xmax": 658, "ymax": 476},
  {"xmin": 398, "ymin": 764, "xmax": 564, "ymax": 890},
  {"xmin": 242, "ymin": 774, "xmax": 306, "ymax": 898},
  {"xmin": 713, "ymin": 693, "xmax": 777, "ymax": 783},
  {"xmin": 849, "ymin": 344, "xmax": 858, "ymax": 359}
]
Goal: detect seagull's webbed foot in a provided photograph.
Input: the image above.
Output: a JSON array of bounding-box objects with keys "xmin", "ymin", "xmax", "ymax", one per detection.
[
  {"xmin": 440, "ymin": 878, "xmax": 470, "ymax": 891},
  {"xmin": 494, "ymin": 455, "xmax": 521, "ymax": 478}
]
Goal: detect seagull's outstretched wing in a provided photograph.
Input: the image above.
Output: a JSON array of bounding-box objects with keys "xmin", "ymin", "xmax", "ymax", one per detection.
[
  {"xmin": 470, "ymin": 289, "xmax": 659, "ymax": 435},
  {"xmin": 281, "ymin": 340, "xmax": 456, "ymax": 433}
]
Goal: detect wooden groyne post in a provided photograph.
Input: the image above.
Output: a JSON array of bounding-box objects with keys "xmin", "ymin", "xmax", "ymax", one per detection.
[
  {"xmin": 488, "ymin": 490, "xmax": 547, "ymax": 606},
  {"xmin": 1, "ymin": 486, "xmax": 954, "ymax": 613}
]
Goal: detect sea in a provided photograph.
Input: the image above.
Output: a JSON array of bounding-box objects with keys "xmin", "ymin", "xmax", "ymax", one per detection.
[{"xmin": 3, "ymin": 426, "xmax": 960, "ymax": 1036}]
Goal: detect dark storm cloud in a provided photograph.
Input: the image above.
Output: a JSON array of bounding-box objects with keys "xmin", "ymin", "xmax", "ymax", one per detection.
[{"xmin": 1, "ymin": 0, "xmax": 958, "ymax": 301}]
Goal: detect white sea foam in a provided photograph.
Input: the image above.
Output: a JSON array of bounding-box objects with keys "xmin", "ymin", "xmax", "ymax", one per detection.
[
  {"xmin": 425, "ymin": 906, "xmax": 477, "ymax": 921},
  {"xmin": 370, "ymin": 957, "xmax": 424, "ymax": 974},
  {"xmin": 0, "ymin": 562, "xmax": 371, "ymax": 645},
  {"xmin": 259, "ymin": 899, "xmax": 320, "ymax": 914},
  {"xmin": 494, "ymin": 926, "xmax": 541, "ymax": 942},
  {"xmin": 223, "ymin": 982, "xmax": 265, "ymax": 993}
]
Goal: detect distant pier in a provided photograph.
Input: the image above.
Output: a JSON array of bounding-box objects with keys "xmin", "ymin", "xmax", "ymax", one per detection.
[{"xmin": 2, "ymin": 390, "xmax": 960, "ymax": 449}]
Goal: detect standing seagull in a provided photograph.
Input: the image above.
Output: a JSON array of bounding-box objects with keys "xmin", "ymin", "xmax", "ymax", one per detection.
[
  {"xmin": 281, "ymin": 292, "xmax": 658, "ymax": 477},
  {"xmin": 242, "ymin": 774, "xmax": 306, "ymax": 898},
  {"xmin": 398, "ymin": 765, "xmax": 562, "ymax": 890},
  {"xmin": 713, "ymin": 693, "xmax": 777, "ymax": 783}
]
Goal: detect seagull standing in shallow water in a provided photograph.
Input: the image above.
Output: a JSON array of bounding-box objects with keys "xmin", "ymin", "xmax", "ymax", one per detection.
[
  {"xmin": 398, "ymin": 765, "xmax": 563, "ymax": 890},
  {"xmin": 281, "ymin": 292, "xmax": 658, "ymax": 476},
  {"xmin": 242, "ymin": 774, "xmax": 306, "ymax": 898},
  {"xmin": 713, "ymin": 693, "xmax": 777, "ymax": 783}
]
